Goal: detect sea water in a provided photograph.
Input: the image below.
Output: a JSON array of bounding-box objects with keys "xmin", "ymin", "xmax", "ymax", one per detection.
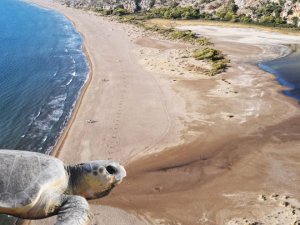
[
  {"xmin": 0, "ymin": 0, "xmax": 89, "ymax": 224},
  {"xmin": 0, "ymin": 0, "xmax": 89, "ymax": 153},
  {"xmin": 259, "ymin": 52, "xmax": 300, "ymax": 103}
]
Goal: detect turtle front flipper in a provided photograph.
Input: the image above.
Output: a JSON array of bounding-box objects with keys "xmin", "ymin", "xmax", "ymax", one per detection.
[{"xmin": 55, "ymin": 195, "xmax": 93, "ymax": 225}]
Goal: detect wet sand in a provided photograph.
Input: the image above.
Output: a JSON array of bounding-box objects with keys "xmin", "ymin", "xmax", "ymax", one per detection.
[{"xmin": 27, "ymin": 1, "xmax": 300, "ymax": 224}]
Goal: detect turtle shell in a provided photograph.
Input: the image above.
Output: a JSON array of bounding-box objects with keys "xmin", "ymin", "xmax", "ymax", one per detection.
[{"xmin": 0, "ymin": 150, "xmax": 67, "ymax": 209}]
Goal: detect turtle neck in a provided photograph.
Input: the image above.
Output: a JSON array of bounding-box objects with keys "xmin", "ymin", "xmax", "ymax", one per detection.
[{"xmin": 65, "ymin": 164, "xmax": 89, "ymax": 196}]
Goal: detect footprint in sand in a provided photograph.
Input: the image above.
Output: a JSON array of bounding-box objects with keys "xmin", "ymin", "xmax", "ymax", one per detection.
[
  {"xmin": 228, "ymin": 193, "xmax": 300, "ymax": 225},
  {"xmin": 105, "ymin": 73, "xmax": 129, "ymax": 155}
]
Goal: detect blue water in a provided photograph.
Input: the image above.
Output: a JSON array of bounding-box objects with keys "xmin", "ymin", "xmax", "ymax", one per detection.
[
  {"xmin": 259, "ymin": 51, "xmax": 300, "ymax": 103},
  {"xmin": 0, "ymin": 0, "xmax": 89, "ymax": 224},
  {"xmin": 0, "ymin": 0, "xmax": 89, "ymax": 154}
]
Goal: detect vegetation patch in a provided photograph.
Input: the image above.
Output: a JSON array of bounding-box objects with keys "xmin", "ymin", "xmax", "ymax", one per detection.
[
  {"xmin": 193, "ymin": 48, "xmax": 223, "ymax": 61},
  {"xmin": 91, "ymin": 0, "xmax": 300, "ymax": 29},
  {"xmin": 193, "ymin": 48, "xmax": 229, "ymax": 75},
  {"xmin": 170, "ymin": 30, "xmax": 197, "ymax": 41},
  {"xmin": 95, "ymin": 7, "xmax": 229, "ymax": 76},
  {"xmin": 211, "ymin": 60, "xmax": 230, "ymax": 75},
  {"xmin": 135, "ymin": 22, "xmax": 228, "ymax": 75},
  {"xmin": 148, "ymin": 6, "xmax": 200, "ymax": 20},
  {"xmin": 93, "ymin": 6, "xmax": 130, "ymax": 16},
  {"xmin": 197, "ymin": 37, "xmax": 212, "ymax": 46}
]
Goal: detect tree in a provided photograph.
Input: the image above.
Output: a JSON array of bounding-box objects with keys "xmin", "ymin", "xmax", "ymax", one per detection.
[{"xmin": 231, "ymin": 3, "xmax": 239, "ymax": 13}]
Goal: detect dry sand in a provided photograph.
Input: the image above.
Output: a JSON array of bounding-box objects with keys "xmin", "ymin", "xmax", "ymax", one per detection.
[{"xmin": 26, "ymin": 1, "xmax": 300, "ymax": 224}]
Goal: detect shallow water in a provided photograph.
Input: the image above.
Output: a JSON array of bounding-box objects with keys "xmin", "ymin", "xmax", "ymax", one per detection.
[
  {"xmin": 0, "ymin": 1, "xmax": 89, "ymax": 223},
  {"xmin": 259, "ymin": 52, "xmax": 300, "ymax": 103}
]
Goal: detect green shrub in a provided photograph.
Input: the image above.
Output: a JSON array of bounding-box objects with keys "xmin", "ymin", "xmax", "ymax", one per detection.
[
  {"xmin": 275, "ymin": 17, "xmax": 286, "ymax": 24},
  {"xmin": 197, "ymin": 37, "xmax": 212, "ymax": 46},
  {"xmin": 112, "ymin": 8, "xmax": 129, "ymax": 16},
  {"xmin": 193, "ymin": 48, "xmax": 229, "ymax": 75},
  {"xmin": 260, "ymin": 15, "xmax": 276, "ymax": 24},
  {"xmin": 216, "ymin": 10, "xmax": 226, "ymax": 20},
  {"xmin": 119, "ymin": 15, "xmax": 136, "ymax": 22},
  {"xmin": 102, "ymin": 9, "xmax": 113, "ymax": 15},
  {"xmin": 171, "ymin": 30, "xmax": 197, "ymax": 41},
  {"xmin": 148, "ymin": 6, "xmax": 200, "ymax": 19},
  {"xmin": 210, "ymin": 60, "xmax": 229, "ymax": 75},
  {"xmin": 240, "ymin": 15, "xmax": 252, "ymax": 23},
  {"xmin": 193, "ymin": 48, "xmax": 224, "ymax": 61}
]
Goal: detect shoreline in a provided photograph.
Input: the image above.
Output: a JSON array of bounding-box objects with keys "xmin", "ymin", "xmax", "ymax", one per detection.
[
  {"xmin": 51, "ymin": 37, "xmax": 93, "ymax": 158},
  {"xmin": 28, "ymin": 0, "xmax": 185, "ymax": 224},
  {"xmin": 258, "ymin": 48, "xmax": 300, "ymax": 102},
  {"xmin": 26, "ymin": 1, "xmax": 300, "ymax": 163},
  {"xmin": 24, "ymin": 1, "xmax": 300, "ymax": 225},
  {"xmin": 26, "ymin": 0, "xmax": 95, "ymax": 159},
  {"xmin": 27, "ymin": 0, "xmax": 299, "ymax": 161}
]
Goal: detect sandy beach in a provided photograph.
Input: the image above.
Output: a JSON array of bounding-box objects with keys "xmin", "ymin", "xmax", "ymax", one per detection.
[{"xmin": 26, "ymin": 0, "xmax": 300, "ymax": 224}]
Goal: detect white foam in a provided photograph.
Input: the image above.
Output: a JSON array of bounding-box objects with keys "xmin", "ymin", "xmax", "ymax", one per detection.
[
  {"xmin": 48, "ymin": 109, "xmax": 63, "ymax": 122},
  {"xmin": 34, "ymin": 120, "xmax": 51, "ymax": 131},
  {"xmin": 66, "ymin": 78, "xmax": 73, "ymax": 86},
  {"xmin": 41, "ymin": 136, "xmax": 48, "ymax": 143},
  {"xmin": 48, "ymin": 94, "xmax": 67, "ymax": 106}
]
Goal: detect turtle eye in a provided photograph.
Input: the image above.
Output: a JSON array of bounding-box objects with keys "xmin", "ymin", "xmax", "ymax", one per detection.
[{"xmin": 106, "ymin": 165, "xmax": 118, "ymax": 175}]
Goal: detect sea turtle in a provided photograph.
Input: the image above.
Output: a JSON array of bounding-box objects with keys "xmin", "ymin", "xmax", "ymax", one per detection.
[{"xmin": 0, "ymin": 149, "xmax": 126, "ymax": 225}]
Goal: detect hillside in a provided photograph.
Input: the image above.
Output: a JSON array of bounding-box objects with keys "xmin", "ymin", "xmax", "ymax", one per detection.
[{"xmin": 58, "ymin": 0, "xmax": 300, "ymax": 26}]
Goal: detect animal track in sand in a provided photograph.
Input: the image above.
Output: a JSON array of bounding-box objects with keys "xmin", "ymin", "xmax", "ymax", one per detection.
[
  {"xmin": 227, "ymin": 193, "xmax": 300, "ymax": 225},
  {"xmin": 105, "ymin": 73, "xmax": 128, "ymax": 157}
]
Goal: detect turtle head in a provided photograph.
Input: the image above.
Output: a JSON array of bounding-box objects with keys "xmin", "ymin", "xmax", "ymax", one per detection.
[{"xmin": 68, "ymin": 160, "xmax": 126, "ymax": 200}]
